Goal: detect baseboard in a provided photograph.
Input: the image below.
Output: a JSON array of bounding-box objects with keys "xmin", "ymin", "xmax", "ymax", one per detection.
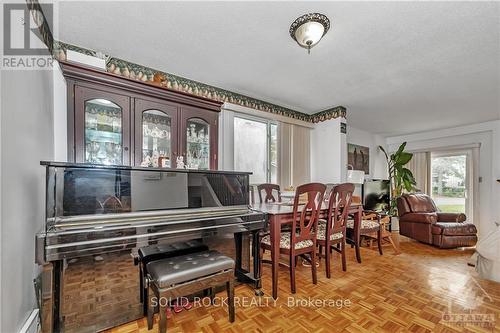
[{"xmin": 19, "ymin": 309, "xmax": 39, "ymax": 333}]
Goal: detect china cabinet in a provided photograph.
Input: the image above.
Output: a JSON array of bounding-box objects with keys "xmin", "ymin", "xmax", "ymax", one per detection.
[{"xmin": 62, "ymin": 61, "xmax": 221, "ymax": 169}]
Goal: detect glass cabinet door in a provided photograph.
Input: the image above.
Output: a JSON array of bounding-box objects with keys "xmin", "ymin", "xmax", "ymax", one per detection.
[
  {"xmin": 84, "ymin": 99, "xmax": 123, "ymax": 165},
  {"xmin": 180, "ymin": 106, "xmax": 218, "ymax": 170},
  {"xmin": 134, "ymin": 99, "xmax": 178, "ymax": 167},
  {"xmin": 185, "ymin": 118, "xmax": 210, "ymax": 169},
  {"xmin": 75, "ymin": 86, "xmax": 131, "ymax": 165}
]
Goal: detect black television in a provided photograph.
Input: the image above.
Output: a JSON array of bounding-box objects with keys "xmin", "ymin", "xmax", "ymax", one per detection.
[{"xmin": 363, "ymin": 179, "xmax": 390, "ymax": 212}]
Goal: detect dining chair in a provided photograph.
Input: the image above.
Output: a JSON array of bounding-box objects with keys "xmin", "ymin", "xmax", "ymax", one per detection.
[
  {"xmin": 316, "ymin": 183, "xmax": 354, "ymax": 278},
  {"xmin": 260, "ymin": 183, "xmax": 326, "ymax": 293},
  {"xmin": 257, "ymin": 183, "xmax": 282, "ymax": 203},
  {"xmin": 346, "ymin": 210, "xmax": 383, "ymax": 263}
]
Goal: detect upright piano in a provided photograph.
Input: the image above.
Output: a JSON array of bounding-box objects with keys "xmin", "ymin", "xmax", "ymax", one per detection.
[{"xmin": 35, "ymin": 161, "xmax": 266, "ymax": 332}]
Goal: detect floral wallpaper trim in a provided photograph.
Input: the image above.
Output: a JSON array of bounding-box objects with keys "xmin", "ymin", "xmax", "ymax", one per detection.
[
  {"xmin": 310, "ymin": 106, "xmax": 347, "ymax": 123},
  {"xmin": 53, "ymin": 41, "xmax": 347, "ymax": 123}
]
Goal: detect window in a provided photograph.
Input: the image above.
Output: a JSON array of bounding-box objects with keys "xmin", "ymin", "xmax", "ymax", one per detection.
[
  {"xmin": 431, "ymin": 151, "xmax": 471, "ymax": 215},
  {"xmin": 234, "ymin": 116, "xmax": 278, "ymax": 184}
]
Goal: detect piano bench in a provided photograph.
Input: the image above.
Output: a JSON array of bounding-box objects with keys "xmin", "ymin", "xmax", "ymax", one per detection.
[
  {"xmin": 146, "ymin": 250, "xmax": 235, "ymax": 333},
  {"xmin": 137, "ymin": 241, "xmax": 209, "ymax": 315}
]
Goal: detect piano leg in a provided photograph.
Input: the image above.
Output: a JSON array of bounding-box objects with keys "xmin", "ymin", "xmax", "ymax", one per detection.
[
  {"xmin": 233, "ymin": 231, "xmax": 263, "ymax": 296},
  {"xmin": 252, "ymin": 230, "xmax": 264, "ymax": 296}
]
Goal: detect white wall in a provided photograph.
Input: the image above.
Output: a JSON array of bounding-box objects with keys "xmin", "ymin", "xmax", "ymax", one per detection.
[
  {"xmin": 310, "ymin": 118, "xmax": 347, "ymax": 184},
  {"xmin": 386, "ymin": 120, "xmax": 500, "ymax": 238},
  {"xmin": 347, "ymin": 126, "xmax": 388, "ymax": 180},
  {"xmin": 1, "ymin": 67, "xmax": 55, "ymax": 333}
]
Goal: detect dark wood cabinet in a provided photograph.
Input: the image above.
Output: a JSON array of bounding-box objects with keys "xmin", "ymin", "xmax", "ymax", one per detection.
[{"xmin": 62, "ymin": 62, "xmax": 222, "ymax": 169}]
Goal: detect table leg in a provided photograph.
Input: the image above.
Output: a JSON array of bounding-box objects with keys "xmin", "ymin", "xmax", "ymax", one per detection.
[{"xmin": 270, "ymin": 215, "xmax": 280, "ymax": 299}]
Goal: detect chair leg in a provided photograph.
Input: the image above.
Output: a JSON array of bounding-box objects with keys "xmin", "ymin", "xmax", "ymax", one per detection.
[
  {"xmin": 158, "ymin": 294, "xmax": 167, "ymax": 333},
  {"xmin": 318, "ymin": 245, "xmax": 323, "ymax": 262},
  {"xmin": 377, "ymin": 229, "xmax": 383, "ymax": 255},
  {"xmin": 147, "ymin": 287, "xmax": 154, "ymax": 330},
  {"xmin": 227, "ymin": 279, "xmax": 235, "ymax": 323},
  {"xmin": 355, "ymin": 242, "xmax": 362, "ymax": 264},
  {"xmin": 387, "ymin": 234, "xmax": 401, "ymax": 255},
  {"xmin": 325, "ymin": 244, "xmax": 331, "ymax": 279},
  {"xmin": 290, "ymin": 255, "xmax": 296, "ymax": 294},
  {"xmin": 311, "ymin": 250, "xmax": 318, "ymax": 285},
  {"xmin": 341, "ymin": 239, "xmax": 347, "ymax": 272}
]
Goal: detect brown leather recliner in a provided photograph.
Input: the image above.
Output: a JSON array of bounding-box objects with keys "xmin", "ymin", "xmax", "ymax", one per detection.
[{"xmin": 397, "ymin": 193, "xmax": 477, "ymax": 249}]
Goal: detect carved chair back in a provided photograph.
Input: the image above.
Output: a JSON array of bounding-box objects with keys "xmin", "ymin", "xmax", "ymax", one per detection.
[
  {"xmin": 257, "ymin": 183, "xmax": 281, "ymax": 203},
  {"xmin": 326, "ymin": 183, "xmax": 354, "ymax": 236},
  {"xmin": 290, "ymin": 183, "xmax": 326, "ymax": 247}
]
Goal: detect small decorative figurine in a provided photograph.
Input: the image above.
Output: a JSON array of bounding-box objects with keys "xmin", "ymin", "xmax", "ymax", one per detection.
[
  {"xmin": 141, "ymin": 155, "xmax": 151, "ymax": 167},
  {"xmin": 176, "ymin": 156, "xmax": 185, "ymax": 169},
  {"xmin": 152, "ymin": 151, "xmax": 159, "ymax": 167}
]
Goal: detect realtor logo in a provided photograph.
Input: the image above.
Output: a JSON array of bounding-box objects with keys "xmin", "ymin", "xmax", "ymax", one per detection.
[
  {"xmin": 442, "ymin": 274, "xmax": 496, "ymax": 329},
  {"xmin": 2, "ymin": 2, "xmax": 53, "ymax": 69}
]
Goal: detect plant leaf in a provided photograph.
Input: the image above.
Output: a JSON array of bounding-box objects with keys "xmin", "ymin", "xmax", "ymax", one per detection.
[
  {"xmin": 396, "ymin": 152, "xmax": 413, "ymax": 166},
  {"xmin": 378, "ymin": 145, "xmax": 389, "ymax": 160},
  {"xmin": 395, "ymin": 142, "xmax": 407, "ymax": 156}
]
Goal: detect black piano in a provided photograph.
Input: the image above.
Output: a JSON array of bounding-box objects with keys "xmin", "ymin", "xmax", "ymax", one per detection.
[{"xmin": 35, "ymin": 161, "xmax": 266, "ymax": 333}]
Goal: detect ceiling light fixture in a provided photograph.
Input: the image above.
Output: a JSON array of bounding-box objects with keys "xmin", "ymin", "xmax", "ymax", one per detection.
[{"xmin": 289, "ymin": 13, "xmax": 330, "ymax": 54}]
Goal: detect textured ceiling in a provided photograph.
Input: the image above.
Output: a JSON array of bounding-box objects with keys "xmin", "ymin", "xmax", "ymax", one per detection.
[{"xmin": 57, "ymin": 1, "xmax": 500, "ymax": 135}]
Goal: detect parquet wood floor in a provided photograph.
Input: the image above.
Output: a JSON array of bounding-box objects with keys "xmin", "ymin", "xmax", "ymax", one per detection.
[{"xmin": 106, "ymin": 234, "xmax": 500, "ymax": 333}]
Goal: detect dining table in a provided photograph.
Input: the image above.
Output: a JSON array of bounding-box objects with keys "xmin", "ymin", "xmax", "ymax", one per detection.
[{"xmin": 251, "ymin": 201, "xmax": 363, "ymax": 299}]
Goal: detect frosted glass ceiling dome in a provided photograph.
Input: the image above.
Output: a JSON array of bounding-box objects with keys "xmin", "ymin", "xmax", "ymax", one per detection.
[{"xmin": 289, "ymin": 13, "xmax": 331, "ymax": 54}]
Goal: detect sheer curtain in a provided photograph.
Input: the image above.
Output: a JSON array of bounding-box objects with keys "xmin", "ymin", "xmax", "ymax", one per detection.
[{"xmin": 407, "ymin": 151, "xmax": 431, "ymax": 194}]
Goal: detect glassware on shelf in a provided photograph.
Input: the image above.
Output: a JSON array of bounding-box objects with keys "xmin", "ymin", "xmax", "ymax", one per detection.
[
  {"xmin": 185, "ymin": 119, "xmax": 210, "ymax": 170},
  {"xmin": 141, "ymin": 110, "xmax": 172, "ymax": 167},
  {"xmin": 84, "ymin": 99, "xmax": 123, "ymax": 165}
]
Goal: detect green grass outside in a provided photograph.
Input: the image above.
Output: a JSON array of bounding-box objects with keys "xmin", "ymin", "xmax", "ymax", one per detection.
[{"xmin": 437, "ymin": 204, "xmax": 465, "ymax": 213}]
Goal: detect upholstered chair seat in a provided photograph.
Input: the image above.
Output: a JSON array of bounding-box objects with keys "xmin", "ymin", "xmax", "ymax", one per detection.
[
  {"xmin": 261, "ymin": 234, "xmax": 313, "ymax": 250},
  {"xmin": 346, "ymin": 218, "xmax": 380, "ymax": 230},
  {"xmin": 316, "ymin": 224, "xmax": 343, "ymax": 241}
]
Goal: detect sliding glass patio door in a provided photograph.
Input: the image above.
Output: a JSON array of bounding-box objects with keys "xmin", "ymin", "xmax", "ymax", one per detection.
[{"xmin": 431, "ymin": 150, "xmax": 473, "ymax": 218}]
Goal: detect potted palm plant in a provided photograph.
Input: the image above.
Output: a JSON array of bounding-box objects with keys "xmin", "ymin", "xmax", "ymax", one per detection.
[{"xmin": 379, "ymin": 142, "xmax": 417, "ymax": 217}]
